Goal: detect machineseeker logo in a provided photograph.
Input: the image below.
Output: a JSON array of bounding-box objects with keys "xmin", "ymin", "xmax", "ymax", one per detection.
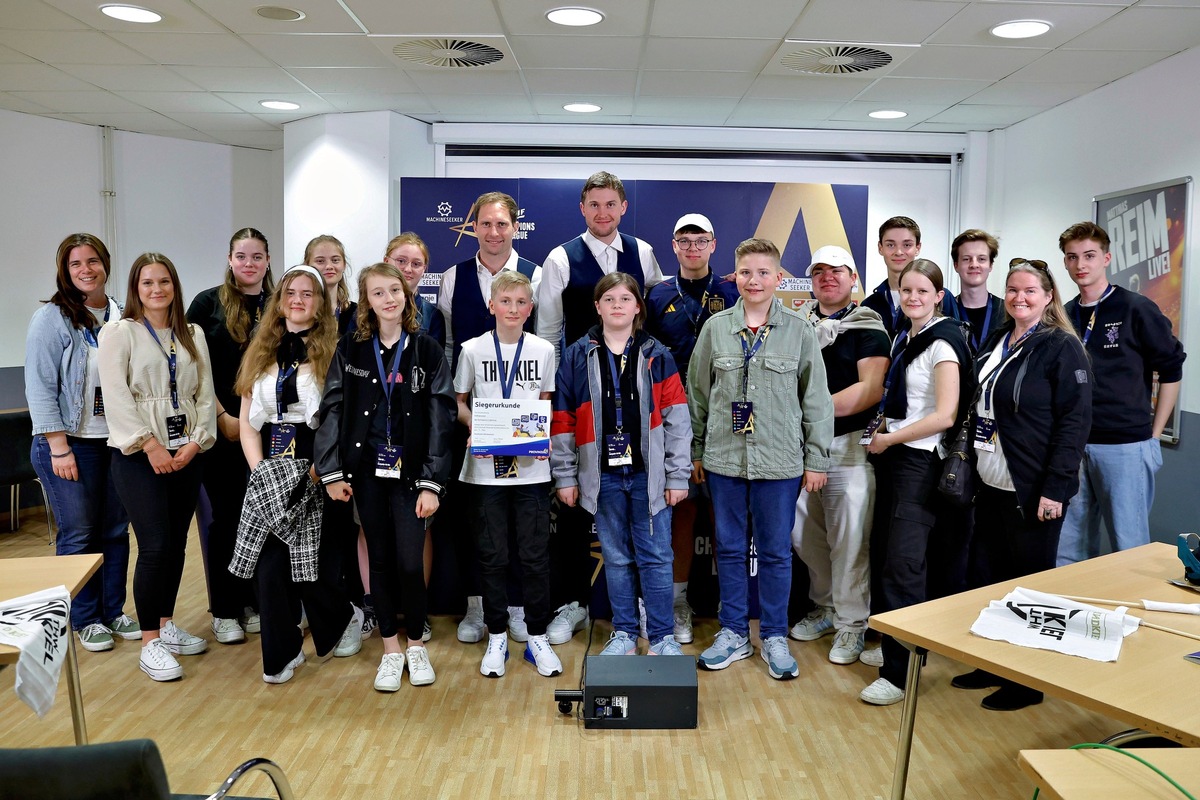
[{"xmin": 426, "ymin": 200, "xmax": 462, "ymax": 224}]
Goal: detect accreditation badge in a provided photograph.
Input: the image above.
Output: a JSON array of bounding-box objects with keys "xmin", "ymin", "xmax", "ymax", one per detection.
[
  {"xmin": 731, "ymin": 402, "xmax": 754, "ymax": 435},
  {"xmin": 269, "ymin": 423, "xmax": 297, "ymax": 459},
  {"xmin": 859, "ymin": 413, "xmax": 884, "ymax": 446},
  {"xmin": 974, "ymin": 418, "xmax": 998, "ymax": 453},
  {"xmin": 93, "ymin": 387, "xmax": 104, "ymax": 417},
  {"xmin": 165, "ymin": 414, "xmax": 189, "ymax": 449},
  {"xmin": 375, "ymin": 444, "xmax": 403, "ymax": 479},
  {"xmin": 493, "ymin": 455, "xmax": 519, "ymax": 479},
  {"xmin": 605, "ymin": 433, "xmax": 633, "ymax": 467}
]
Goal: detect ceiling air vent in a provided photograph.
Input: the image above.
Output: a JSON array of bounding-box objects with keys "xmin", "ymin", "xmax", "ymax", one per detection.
[
  {"xmin": 392, "ymin": 38, "xmax": 504, "ymax": 68},
  {"xmin": 781, "ymin": 44, "xmax": 892, "ymax": 75}
]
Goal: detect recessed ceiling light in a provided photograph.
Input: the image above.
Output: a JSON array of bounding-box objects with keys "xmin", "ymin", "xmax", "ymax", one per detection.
[
  {"xmin": 260, "ymin": 100, "xmax": 300, "ymax": 111},
  {"xmin": 100, "ymin": 5, "xmax": 162, "ymax": 23},
  {"xmin": 255, "ymin": 5, "xmax": 306, "ymax": 22},
  {"xmin": 563, "ymin": 102, "xmax": 601, "ymax": 113},
  {"xmin": 990, "ymin": 20, "xmax": 1051, "ymax": 39},
  {"xmin": 547, "ymin": 7, "xmax": 604, "ymax": 26},
  {"xmin": 869, "ymin": 109, "xmax": 907, "ymax": 120}
]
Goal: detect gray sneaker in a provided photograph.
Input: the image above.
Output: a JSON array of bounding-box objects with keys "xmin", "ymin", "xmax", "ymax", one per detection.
[
  {"xmin": 761, "ymin": 636, "xmax": 799, "ymax": 680},
  {"xmin": 648, "ymin": 635, "xmax": 684, "ymax": 656},
  {"xmin": 829, "ymin": 630, "xmax": 865, "ymax": 665},
  {"xmin": 598, "ymin": 631, "xmax": 637, "ymax": 656},
  {"xmin": 789, "ymin": 607, "xmax": 834, "ymax": 641},
  {"xmin": 546, "ymin": 602, "xmax": 588, "ymax": 645},
  {"xmin": 698, "ymin": 628, "xmax": 751, "ymax": 670}
]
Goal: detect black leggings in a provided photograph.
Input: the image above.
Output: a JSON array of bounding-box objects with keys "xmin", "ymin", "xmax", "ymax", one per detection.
[
  {"xmin": 198, "ymin": 437, "xmax": 254, "ymax": 618},
  {"xmin": 353, "ymin": 475, "xmax": 427, "ymax": 641}
]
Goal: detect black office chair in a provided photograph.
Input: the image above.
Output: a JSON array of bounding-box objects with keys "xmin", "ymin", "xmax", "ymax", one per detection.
[
  {"xmin": 0, "ymin": 738, "xmax": 294, "ymax": 800},
  {"xmin": 0, "ymin": 409, "xmax": 55, "ymax": 542}
]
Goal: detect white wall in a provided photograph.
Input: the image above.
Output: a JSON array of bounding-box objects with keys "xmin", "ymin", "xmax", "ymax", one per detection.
[
  {"xmin": 2, "ymin": 109, "xmax": 282, "ymax": 369},
  {"xmin": 992, "ymin": 44, "xmax": 1200, "ymax": 414}
]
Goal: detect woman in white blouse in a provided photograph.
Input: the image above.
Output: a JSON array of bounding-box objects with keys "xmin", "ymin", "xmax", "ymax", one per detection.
[{"xmin": 99, "ymin": 253, "xmax": 216, "ymax": 682}]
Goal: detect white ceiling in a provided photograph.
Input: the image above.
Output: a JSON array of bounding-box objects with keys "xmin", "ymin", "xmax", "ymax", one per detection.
[{"xmin": 1, "ymin": 0, "xmax": 1198, "ymax": 151}]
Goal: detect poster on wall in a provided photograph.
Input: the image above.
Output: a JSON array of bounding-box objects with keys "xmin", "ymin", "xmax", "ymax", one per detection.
[
  {"xmin": 399, "ymin": 177, "xmax": 870, "ymax": 311},
  {"xmin": 1093, "ymin": 176, "xmax": 1191, "ymax": 444}
]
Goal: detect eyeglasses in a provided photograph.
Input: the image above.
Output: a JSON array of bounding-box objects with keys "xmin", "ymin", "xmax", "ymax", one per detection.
[
  {"xmin": 674, "ymin": 237, "xmax": 712, "ymax": 250},
  {"xmin": 1009, "ymin": 257, "xmax": 1048, "ymax": 270}
]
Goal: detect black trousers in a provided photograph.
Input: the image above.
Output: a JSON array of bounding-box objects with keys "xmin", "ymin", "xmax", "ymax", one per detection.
[
  {"xmin": 473, "ymin": 482, "xmax": 552, "ymax": 635},
  {"xmin": 254, "ymin": 497, "xmax": 353, "ymax": 675},
  {"xmin": 110, "ymin": 450, "xmax": 202, "ymax": 631},
  {"xmin": 550, "ymin": 497, "xmax": 595, "ymax": 609},
  {"xmin": 970, "ymin": 483, "xmax": 1063, "ymax": 587},
  {"xmin": 198, "ymin": 436, "xmax": 255, "ymax": 619},
  {"xmin": 354, "ymin": 475, "xmax": 426, "ymax": 641}
]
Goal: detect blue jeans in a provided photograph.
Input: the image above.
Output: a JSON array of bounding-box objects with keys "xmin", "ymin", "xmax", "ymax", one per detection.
[
  {"xmin": 1057, "ymin": 439, "xmax": 1161, "ymax": 566},
  {"xmin": 708, "ymin": 472, "xmax": 802, "ymax": 640},
  {"xmin": 593, "ymin": 470, "xmax": 674, "ymax": 642},
  {"xmin": 31, "ymin": 436, "xmax": 131, "ymax": 630}
]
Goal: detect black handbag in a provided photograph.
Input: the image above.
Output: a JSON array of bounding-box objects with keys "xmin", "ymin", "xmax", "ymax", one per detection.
[{"xmin": 938, "ymin": 413, "xmax": 975, "ymax": 506}]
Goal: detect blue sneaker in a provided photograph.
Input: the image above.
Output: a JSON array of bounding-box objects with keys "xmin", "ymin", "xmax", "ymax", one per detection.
[
  {"xmin": 761, "ymin": 636, "xmax": 799, "ymax": 680},
  {"xmin": 598, "ymin": 631, "xmax": 637, "ymax": 656},
  {"xmin": 648, "ymin": 635, "xmax": 684, "ymax": 656},
  {"xmin": 789, "ymin": 607, "xmax": 834, "ymax": 641},
  {"xmin": 698, "ymin": 628, "xmax": 751, "ymax": 671}
]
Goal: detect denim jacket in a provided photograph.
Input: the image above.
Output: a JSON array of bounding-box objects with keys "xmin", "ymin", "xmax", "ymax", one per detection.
[
  {"xmin": 687, "ymin": 298, "xmax": 834, "ymax": 480},
  {"xmin": 25, "ymin": 298, "xmax": 121, "ymax": 436}
]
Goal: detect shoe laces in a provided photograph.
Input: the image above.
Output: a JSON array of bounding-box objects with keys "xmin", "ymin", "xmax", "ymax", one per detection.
[
  {"xmin": 80, "ymin": 623, "xmax": 109, "ymax": 639},
  {"xmin": 485, "ymin": 635, "xmax": 506, "ymax": 656},
  {"xmin": 408, "ymin": 648, "xmax": 430, "ymax": 670},
  {"xmin": 144, "ymin": 640, "xmax": 172, "ymax": 665},
  {"xmin": 833, "ymin": 629, "xmax": 859, "ymax": 649},
  {"xmin": 378, "ymin": 654, "xmax": 402, "ymax": 677},
  {"xmin": 763, "ymin": 636, "xmax": 791, "ymax": 662},
  {"xmin": 713, "ymin": 628, "xmax": 742, "ymax": 649},
  {"xmin": 110, "ymin": 614, "xmax": 135, "ymax": 628}
]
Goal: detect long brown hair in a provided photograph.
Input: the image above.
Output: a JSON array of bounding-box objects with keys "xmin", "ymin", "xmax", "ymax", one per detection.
[
  {"xmin": 353, "ymin": 263, "xmax": 419, "ymax": 341},
  {"xmin": 234, "ymin": 267, "xmax": 338, "ymax": 396},
  {"xmin": 304, "ymin": 234, "xmax": 351, "ymax": 313},
  {"xmin": 1006, "ymin": 259, "xmax": 1079, "ymax": 341},
  {"xmin": 122, "ymin": 253, "xmax": 199, "ymax": 360},
  {"xmin": 219, "ymin": 227, "xmax": 274, "ymax": 346},
  {"xmin": 49, "ymin": 233, "xmax": 112, "ymax": 331}
]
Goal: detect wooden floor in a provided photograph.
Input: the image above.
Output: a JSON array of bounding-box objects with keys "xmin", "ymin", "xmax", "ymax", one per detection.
[{"xmin": 0, "ymin": 513, "xmax": 1125, "ymax": 799}]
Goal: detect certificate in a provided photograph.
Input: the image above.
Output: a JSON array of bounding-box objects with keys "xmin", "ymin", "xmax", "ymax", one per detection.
[{"xmin": 470, "ymin": 398, "xmax": 551, "ymax": 458}]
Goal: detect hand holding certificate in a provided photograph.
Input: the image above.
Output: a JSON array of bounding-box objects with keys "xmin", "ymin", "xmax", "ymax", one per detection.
[{"xmin": 470, "ymin": 398, "xmax": 551, "ymax": 458}]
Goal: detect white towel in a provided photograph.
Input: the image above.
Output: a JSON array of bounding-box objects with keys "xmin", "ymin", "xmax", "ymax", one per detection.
[
  {"xmin": 0, "ymin": 586, "xmax": 72, "ymax": 717},
  {"xmin": 969, "ymin": 586, "xmax": 1140, "ymax": 662}
]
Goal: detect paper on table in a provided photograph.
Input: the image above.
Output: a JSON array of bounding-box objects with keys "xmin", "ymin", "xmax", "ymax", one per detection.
[{"xmin": 0, "ymin": 585, "xmax": 72, "ymax": 717}]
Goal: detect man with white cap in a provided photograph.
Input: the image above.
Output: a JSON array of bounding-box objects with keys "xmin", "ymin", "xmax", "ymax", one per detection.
[
  {"xmin": 789, "ymin": 245, "xmax": 890, "ymax": 665},
  {"xmin": 645, "ymin": 213, "xmax": 740, "ymax": 642}
]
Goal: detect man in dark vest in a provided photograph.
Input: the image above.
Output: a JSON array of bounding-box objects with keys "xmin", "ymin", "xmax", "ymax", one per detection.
[
  {"xmin": 437, "ymin": 191, "xmax": 540, "ymax": 373},
  {"xmin": 537, "ymin": 170, "xmax": 663, "ymax": 365}
]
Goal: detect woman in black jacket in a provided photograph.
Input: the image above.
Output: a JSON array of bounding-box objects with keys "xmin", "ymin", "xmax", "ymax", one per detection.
[
  {"xmin": 314, "ymin": 262, "xmax": 455, "ymax": 693},
  {"xmin": 953, "ymin": 257, "xmax": 1092, "ymax": 710}
]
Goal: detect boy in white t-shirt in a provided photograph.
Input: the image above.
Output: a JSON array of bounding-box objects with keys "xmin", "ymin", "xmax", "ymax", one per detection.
[{"xmin": 454, "ymin": 271, "xmax": 561, "ymax": 678}]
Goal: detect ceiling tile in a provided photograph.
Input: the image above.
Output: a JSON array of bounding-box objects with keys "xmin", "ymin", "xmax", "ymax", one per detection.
[
  {"xmin": 1006, "ymin": 48, "xmax": 1171, "ymax": 82},
  {"xmin": 3, "ymin": 0, "xmax": 90, "ymax": 30},
  {"xmin": 164, "ymin": 111, "xmax": 279, "ymax": 131},
  {"xmin": 633, "ymin": 96, "xmax": 741, "ymax": 119},
  {"xmin": 196, "ymin": 0, "xmax": 364, "ymax": 34},
  {"xmin": 889, "ymin": 44, "xmax": 1046, "ymax": 80},
  {"xmin": 209, "ymin": 131, "xmax": 285, "ymax": 150},
  {"xmin": 786, "ymin": 0, "xmax": 966, "ymax": 44},
  {"xmin": 523, "ymin": 69, "xmax": 639, "ymax": 95},
  {"xmin": 241, "ymin": 33, "xmax": 396, "ymax": 68},
  {"xmin": 639, "ymin": 70, "xmax": 757, "ymax": 97},
  {"xmin": 286, "ymin": 67, "xmax": 420, "ymax": 93},
  {"xmin": 42, "ymin": 0, "xmax": 227, "ymax": 33},
  {"xmin": 8, "ymin": 89, "xmax": 150, "ymax": 113},
  {"xmin": 1063, "ymin": 7, "xmax": 1200, "ymax": 51},
  {"xmin": 0, "ymin": 30, "xmax": 151, "ymax": 64},
  {"xmin": 58, "ymin": 111, "xmax": 191, "ymax": 131},
  {"xmin": 496, "ymin": 0, "xmax": 652, "ymax": 36},
  {"xmin": 531, "ymin": 94, "xmax": 634, "ymax": 114},
  {"xmin": 649, "ymin": 0, "xmax": 807, "ymax": 38},
  {"xmin": 831, "ymin": 101, "xmax": 951, "ymax": 124},
  {"xmin": 112, "ymin": 32, "xmax": 274, "ymax": 67},
  {"xmin": 433, "ymin": 94, "xmax": 536, "ymax": 114},
  {"xmin": 727, "ymin": 98, "xmax": 845, "ymax": 122},
  {"xmin": 857, "ymin": 77, "xmax": 992, "ymax": 105},
  {"xmin": 0, "ymin": 64, "xmax": 97, "ymax": 91},
  {"xmin": 214, "ymin": 91, "xmax": 333, "ymax": 115},
  {"xmin": 746, "ymin": 74, "xmax": 875, "ymax": 101},
  {"xmin": 641, "ymin": 37, "xmax": 777, "ymax": 72},
  {"xmin": 113, "ymin": 91, "xmax": 242, "ymax": 113},
  {"xmin": 0, "ymin": 43, "xmax": 37, "ymax": 63},
  {"xmin": 319, "ymin": 93, "xmax": 436, "ymax": 113},
  {"xmin": 967, "ymin": 78, "xmax": 1102, "ymax": 105},
  {"xmin": 407, "ymin": 70, "xmax": 528, "ymax": 94},
  {"xmin": 57, "ymin": 64, "xmax": 204, "ymax": 92},
  {"xmin": 346, "ymin": 0, "xmax": 503, "ymax": 35},
  {"xmin": 0, "ymin": 91, "xmax": 54, "ymax": 114},
  {"xmin": 171, "ymin": 66, "xmax": 310, "ymax": 93},
  {"xmin": 927, "ymin": 2, "xmax": 1122, "ymax": 48},
  {"xmin": 507, "ymin": 35, "xmax": 645, "ymax": 70},
  {"xmin": 927, "ymin": 103, "xmax": 1047, "ymax": 125}
]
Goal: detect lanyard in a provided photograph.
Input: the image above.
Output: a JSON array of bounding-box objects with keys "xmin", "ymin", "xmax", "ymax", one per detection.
[
  {"xmin": 142, "ymin": 319, "xmax": 179, "ymax": 410},
  {"xmin": 809, "ymin": 301, "xmax": 856, "ymax": 324},
  {"xmin": 877, "ymin": 328, "xmax": 910, "ymax": 414},
  {"xmin": 738, "ymin": 325, "xmax": 772, "ymax": 400},
  {"xmin": 606, "ymin": 337, "xmax": 633, "ymax": 432},
  {"xmin": 982, "ymin": 325, "xmax": 1039, "ymax": 413},
  {"xmin": 83, "ymin": 303, "xmax": 110, "ymax": 348},
  {"xmin": 959, "ymin": 296, "xmax": 993, "ymax": 351},
  {"xmin": 253, "ymin": 291, "xmax": 266, "ymax": 323},
  {"xmin": 676, "ymin": 274, "xmax": 716, "ymax": 335},
  {"xmin": 492, "ymin": 332, "xmax": 525, "ymax": 400},
  {"xmin": 373, "ymin": 333, "xmax": 407, "ymax": 445},
  {"xmin": 884, "ymin": 289, "xmax": 902, "ymax": 330},
  {"xmin": 275, "ymin": 361, "xmax": 299, "ymax": 423},
  {"xmin": 1076, "ymin": 285, "xmax": 1115, "ymax": 346}
]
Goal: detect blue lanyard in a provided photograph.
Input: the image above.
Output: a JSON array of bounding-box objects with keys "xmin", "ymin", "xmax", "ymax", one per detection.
[
  {"xmin": 1076, "ymin": 285, "xmax": 1115, "ymax": 346},
  {"xmin": 142, "ymin": 320, "xmax": 179, "ymax": 410},
  {"xmin": 606, "ymin": 337, "xmax": 633, "ymax": 431},
  {"xmin": 83, "ymin": 303, "xmax": 110, "ymax": 348},
  {"xmin": 492, "ymin": 332, "xmax": 525, "ymax": 400},
  {"xmin": 275, "ymin": 361, "xmax": 299, "ymax": 423},
  {"xmin": 960, "ymin": 297, "xmax": 993, "ymax": 351},
  {"xmin": 373, "ymin": 333, "xmax": 407, "ymax": 445},
  {"xmin": 738, "ymin": 325, "xmax": 772, "ymax": 400},
  {"xmin": 877, "ymin": 329, "xmax": 910, "ymax": 414},
  {"xmin": 983, "ymin": 324, "xmax": 1039, "ymax": 412},
  {"xmin": 676, "ymin": 273, "xmax": 716, "ymax": 335},
  {"xmin": 884, "ymin": 289, "xmax": 902, "ymax": 330}
]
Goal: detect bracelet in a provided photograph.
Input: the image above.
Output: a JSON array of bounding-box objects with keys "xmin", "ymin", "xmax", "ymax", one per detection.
[
  {"xmin": 217, "ymin": 410, "xmax": 227, "ymax": 419},
  {"xmin": 50, "ymin": 450, "xmax": 73, "ymax": 459}
]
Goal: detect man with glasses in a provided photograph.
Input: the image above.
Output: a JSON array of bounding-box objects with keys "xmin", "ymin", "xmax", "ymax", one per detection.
[
  {"xmin": 789, "ymin": 245, "xmax": 889, "ymax": 666},
  {"xmin": 951, "ymin": 229, "xmax": 1007, "ymax": 353},
  {"xmin": 645, "ymin": 213, "xmax": 739, "ymax": 644}
]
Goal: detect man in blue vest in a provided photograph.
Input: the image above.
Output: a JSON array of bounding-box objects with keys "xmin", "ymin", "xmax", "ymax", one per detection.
[
  {"xmin": 438, "ymin": 191, "xmax": 541, "ymax": 372},
  {"xmin": 537, "ymin": 171, "xmax": 663, "ymax": 365}
]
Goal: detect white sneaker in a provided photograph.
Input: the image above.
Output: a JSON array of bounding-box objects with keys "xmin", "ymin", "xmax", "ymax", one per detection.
[
  {"xmin": 524, "ymin": 634, "xmax": 562, "ymax": 677},
  {"xmin": 829, "ymin": 630, "xmax": 865, "ymax": 665},
  {"xmin": 673, "ymin": 602, "xmax": 694, "ymax": 644},
  {"xmin": 139, "ymin": 638, "xmax": 182, "ymax": 681},
  {"xmin": 546, "ymin": 602, "xmax": 588, "ymax": 645},
  {"xmin": 507, "ymin": 606, "xmax": 529, "ymax": 643},
  {"xmin": 480, "ymin": 632, "xmax": 508, "ymax": 678},
  {"xmin": 334, "ymin": 605, "xmax": 364, "ymax": 658},
  {"xmin": 211, "ymin": 617, "xmax": 245, "ymax": 644},
  {"xmin": 458, "ymin": 595, "xmax": 485, "ymax": 643},
  {"xmin": 406, "ymin": 645, "xmax": 436, "ymax": 686},
  {"xmin": 374, "ymin": 652, "xmax": 405, "ymax": 692},
  {"xmin": 241, "ymin": 607, "xmax": 261, "ymax": 634},
  {"xmin": 263, "ymin": 651, "xmax": 305, "ymax": 684},
  {"xmin": 860, "ymin": 677, "xmax": 905, "ymax": 706},
  {"xmin": 859, "ymin": 645, "xmax": 884, "ymax": 667},
  {"xmin": 160, "ymin": 620, "xmax": 207, "ymax": 655}
]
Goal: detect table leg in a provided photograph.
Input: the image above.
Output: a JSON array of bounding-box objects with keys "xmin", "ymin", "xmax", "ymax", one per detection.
[
  {"xmin": 65, "ymin": 629, "xmax": 88, "ymax": 745},
  {"xmin": 889, "ymin": 645, "xmax": 926, "ymax": 800}
]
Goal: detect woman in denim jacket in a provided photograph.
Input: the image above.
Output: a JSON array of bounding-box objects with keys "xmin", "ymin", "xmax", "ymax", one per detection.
[{"xmin": 25, "ymin": 233, "xmax": 138, "ymax": 654}]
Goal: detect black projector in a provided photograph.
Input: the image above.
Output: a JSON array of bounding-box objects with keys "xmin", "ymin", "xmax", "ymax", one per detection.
[{"xmin": 556, "ymin": 655, "xmax": 698, "ymax": 729}]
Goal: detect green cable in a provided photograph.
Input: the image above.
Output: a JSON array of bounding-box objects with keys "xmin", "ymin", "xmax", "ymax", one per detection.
[{"xmin": 1029, "ymin": 742, "xmax": 1197, "ymax": 800}]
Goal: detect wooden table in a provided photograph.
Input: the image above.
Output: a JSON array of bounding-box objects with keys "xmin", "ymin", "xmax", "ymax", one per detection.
[
  {"xmin": 1019, "ymin": 748, "xmax": 1200, "ymax": 799},
  {"xmin": 871, "ymin": 543, "xmax": 1200, "ymax": 800},
  {"xmin": 0, "ymin": 553, "xmax": 103, "ymax": 744}
]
